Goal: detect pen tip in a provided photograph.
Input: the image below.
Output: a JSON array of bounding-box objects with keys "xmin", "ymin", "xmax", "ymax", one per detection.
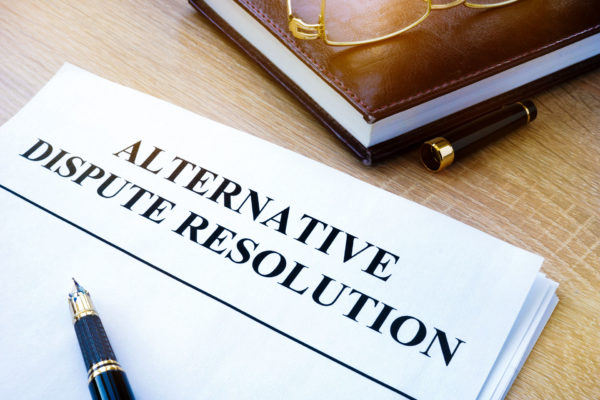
[{"xmin": 70, "ymin": 278, "xmax": 86, "ymax": 296}]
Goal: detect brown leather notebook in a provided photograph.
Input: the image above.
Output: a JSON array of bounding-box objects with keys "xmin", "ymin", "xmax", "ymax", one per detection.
[{"xmin": 190, "ymin": 0, "xmax": 600, "ymax": 164}]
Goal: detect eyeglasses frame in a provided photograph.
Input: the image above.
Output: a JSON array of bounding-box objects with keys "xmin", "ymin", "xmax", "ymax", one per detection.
[{"xmin": 287, "ymin": 0, "xmax": 520, "ymax": 46}]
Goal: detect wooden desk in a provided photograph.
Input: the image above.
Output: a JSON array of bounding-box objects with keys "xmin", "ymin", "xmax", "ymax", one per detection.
[{"xmin": 1, "ymin": 1, "xmax": 598, "ymax": 398}]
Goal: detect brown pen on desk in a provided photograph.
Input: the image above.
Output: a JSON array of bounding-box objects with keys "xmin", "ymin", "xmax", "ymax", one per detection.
[{"xmin": 421, "ymin": 100, "xmax": 537, "ymax": 172}]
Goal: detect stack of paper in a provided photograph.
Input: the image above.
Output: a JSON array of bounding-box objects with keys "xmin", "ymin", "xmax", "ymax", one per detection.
[{"xmin": 0, "ymin": 64, "xmax": 557, "ymax": 399}]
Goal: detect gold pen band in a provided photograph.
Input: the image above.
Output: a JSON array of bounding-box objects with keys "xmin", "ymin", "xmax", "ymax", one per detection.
[
  {"xmin": 88, "ymin": 360, "xmax": 124, "ymax": 383},
  {"xmin": 516, "ymin": 101, "xmax": 532, "ymax": 123},
  {"xmin": 421, "ymin": 137, "xmax": 455, "ymax": 172},
  {"xmin": 73, "ymin": 309, "xmax": 99, "ymax": 323}
]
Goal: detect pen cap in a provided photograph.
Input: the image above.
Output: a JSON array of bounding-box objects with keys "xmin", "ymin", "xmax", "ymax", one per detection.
[{"xmin": 421, "ymin": 101, "xmax": 537, "ymax": 171}]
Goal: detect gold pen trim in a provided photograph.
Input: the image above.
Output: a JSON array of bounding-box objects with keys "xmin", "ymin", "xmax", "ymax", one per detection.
[
  {"xmin": 72, "ymin": 309, "xmax": 98, "ymax": 323},
  {"xmin": 421, "ymin": 137, "xmax": 455, "ymax": 172},
  {"xmin": 87, "ymin": 360, "xmax": 124, "ymax": 382},
  {"xmin": 516, "ymin": 102, "xmax": 531, "ymax": 123},
  {"xmin": 87, "ymin": 359, "xmax": 121, "ymax": 376}
]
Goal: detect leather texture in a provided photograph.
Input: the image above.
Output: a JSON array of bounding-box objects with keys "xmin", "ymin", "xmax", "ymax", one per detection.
[
  {"xmin": 234, "ymin": 0, "xmax": 599, "ymax": 121},
  {"xmin": 190, "ymin": 0, "xmax": 600, "ymax": 164}
]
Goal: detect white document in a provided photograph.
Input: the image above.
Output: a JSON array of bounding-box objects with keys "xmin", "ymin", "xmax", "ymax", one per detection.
[{"xmin": 0, "ymin": 64, "xmax": 557, "ymax": 400}]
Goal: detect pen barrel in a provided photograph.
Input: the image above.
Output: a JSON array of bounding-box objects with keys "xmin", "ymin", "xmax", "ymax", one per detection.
[
  {"xmin": 74, "ymin": 314, "xmax": 135, "ymax": 400},
  {"xmin": 74, "ymin": 314, "xmax": 117, "ymax": 369},
  {"xmin": 88, "ymin": 369, "xmax": 135, "ymax": 400},
  {"xmin": 447, "ymin": 101, "xmax": 536, "ymax": 157},
  {"xmin": 421, "ymin": 101, "xmax": 537, "ymax": 171}
]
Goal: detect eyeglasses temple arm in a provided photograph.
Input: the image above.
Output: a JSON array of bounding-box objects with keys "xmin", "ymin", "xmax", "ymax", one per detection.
[{"xmin": 287, "ymin": 0, "xmax": 323, "ymax": 40}]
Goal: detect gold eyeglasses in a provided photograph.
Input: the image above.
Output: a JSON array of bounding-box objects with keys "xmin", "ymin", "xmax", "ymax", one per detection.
[{"xmin": 287, "ymin": 0, "xmax": 520, "ymax": 47}]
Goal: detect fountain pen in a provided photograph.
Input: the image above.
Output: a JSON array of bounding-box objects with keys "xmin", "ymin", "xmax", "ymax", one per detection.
[{"xmin": 68, "ymin": 279, "xmax": 135, "ymax": 400}]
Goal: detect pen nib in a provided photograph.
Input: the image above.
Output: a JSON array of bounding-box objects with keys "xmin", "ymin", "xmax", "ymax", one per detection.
[{"xmin": 70, "ymin": 278, "xmax": 88, "ymax": 297}]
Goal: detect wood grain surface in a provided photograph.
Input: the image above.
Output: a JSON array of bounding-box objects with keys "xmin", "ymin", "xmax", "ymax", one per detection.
[{"xmin": 1, "ymin": 1, "xmax": 598, "ymax": 398}]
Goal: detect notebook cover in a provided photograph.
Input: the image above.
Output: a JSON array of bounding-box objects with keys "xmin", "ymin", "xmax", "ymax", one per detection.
[{"xmin": 190, "ymin": 0, "xmax": 600, "ymax": 164}]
